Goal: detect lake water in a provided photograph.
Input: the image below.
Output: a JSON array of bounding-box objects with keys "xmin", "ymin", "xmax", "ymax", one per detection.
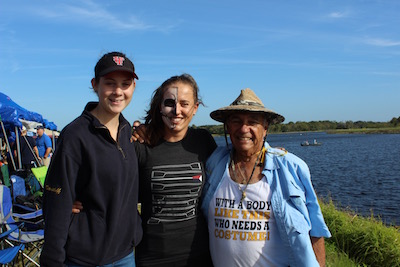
[{"xmin": 215, "ymin": 132, "xmax": 400, "ymax": 225}]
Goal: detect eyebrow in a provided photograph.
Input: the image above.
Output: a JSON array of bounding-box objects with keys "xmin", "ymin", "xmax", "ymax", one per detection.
[{"xmin": 103, "ymin": 77, "xmax": 132, "ymax": 82}]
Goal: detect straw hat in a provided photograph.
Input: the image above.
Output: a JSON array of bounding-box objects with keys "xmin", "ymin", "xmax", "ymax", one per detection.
[{"xmin": 210, "ymin": 88, "xmax": 285, "ymax": 124}]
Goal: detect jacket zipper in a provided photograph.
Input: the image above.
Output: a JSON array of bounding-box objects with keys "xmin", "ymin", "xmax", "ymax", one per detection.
[{"xmin": 96, "ymin": 123, "xmax": 127, "ymax": 159}]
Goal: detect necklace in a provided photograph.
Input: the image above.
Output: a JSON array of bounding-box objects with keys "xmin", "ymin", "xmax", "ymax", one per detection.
[{"xmin": 229, "ymin": 147, "xmax": 264, "ymax": 202}]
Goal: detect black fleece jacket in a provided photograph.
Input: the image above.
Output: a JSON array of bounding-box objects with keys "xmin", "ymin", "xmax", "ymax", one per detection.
[{"xmin": 40, "ymin": 102, "xmax": 142, "ymax": 266}]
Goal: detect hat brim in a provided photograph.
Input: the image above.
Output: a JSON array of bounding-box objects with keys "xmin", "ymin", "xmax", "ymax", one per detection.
[
  {"xmin": 98, "ymin": 66, "xmax": 139, "ymax": 80},
  {"xmin": 210, "ymin": 105, "xmax": 285, "ymax": 124}
]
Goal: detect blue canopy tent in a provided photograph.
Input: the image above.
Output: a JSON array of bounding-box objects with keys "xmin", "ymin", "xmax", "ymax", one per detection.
[
  {"xmin": 0, "ymin": 92, "xmax": 57, "ymax": 131},
  {"xmin": 0, "ymin": 92, "xmax": 57, "ymax": 170}
]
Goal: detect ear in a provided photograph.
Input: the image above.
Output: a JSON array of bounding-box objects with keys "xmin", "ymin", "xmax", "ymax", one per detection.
[
  {"xmin": 192, "ymin": 102, "xmax": 199, "ymax": 115},
  {"xmin": 91, "ymin": 78, "xmax": 97, "ymax": 93},
  {"xmin": 263, "ymin": 123, "xmax": 269, "ymax": 138}
]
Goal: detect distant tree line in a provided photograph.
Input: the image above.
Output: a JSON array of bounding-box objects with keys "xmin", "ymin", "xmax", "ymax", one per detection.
[{"xmin": 192, "ymin": 116, "xmax": 400, "ymax": 135}]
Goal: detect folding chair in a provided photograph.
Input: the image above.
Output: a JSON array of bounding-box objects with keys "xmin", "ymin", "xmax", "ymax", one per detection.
[
  {"xmin": 0, "ymin": 223, "xmax": 25, "ymax": 266},
  {"xmin": 0, "ymin": 164, "xmax": 11, "ymax": 187},
  {"xmin": 9, "ymin": 171, "xmax": 43, "ymax": 212},
  {"xmin": 30, "ymin": 166, "xmax": 47, "ymax": 191},
  {"xmin": 9, "ymin": 175, "xmax": 27, "ymax": 201},
  {"xmin": 0, "ymin": 185, "xmax": 43, "ymax": 266}
]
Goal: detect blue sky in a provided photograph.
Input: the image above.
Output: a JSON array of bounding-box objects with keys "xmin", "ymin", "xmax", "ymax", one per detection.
[{"xmin": 1, "ymin": 0, "xmax": 399, "ymax": 130}]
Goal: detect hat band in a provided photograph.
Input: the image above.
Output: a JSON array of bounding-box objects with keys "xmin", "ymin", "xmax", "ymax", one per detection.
[{"xmin": 233, "ymin": 100, "xmax": 264, "ymax": 107}]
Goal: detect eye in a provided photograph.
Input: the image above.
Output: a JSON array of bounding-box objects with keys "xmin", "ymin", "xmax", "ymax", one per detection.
[
  {"xmin": 163, "ymin": 99, "xmax": 175, "ymax": 107},
  {"xmin": 105, "ymin": 81, "xmax": 116, "ymax": 87},
  {"xmin": 122, "ymin": 81, "xmax": 132, "ymax": 87},
  {"xmin": 181, "ymin": 102, "xmax": 190, "ymax": 107},
  {"xmin": 248, "ymin": 120, "xmax": 260, "ymax": 126},
  {"xmin": 229, "ymin": 118, "xmax": 242, "ymax": 125}
]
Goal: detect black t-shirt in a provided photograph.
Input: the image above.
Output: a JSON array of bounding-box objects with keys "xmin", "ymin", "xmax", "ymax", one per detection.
[
  {"xmin": 135, "ymin": 128, "xmax": 217, "ymax": 266},
  {"xmin": 13, "ymin": 135, "xmax": 36, "ymax": 165}
]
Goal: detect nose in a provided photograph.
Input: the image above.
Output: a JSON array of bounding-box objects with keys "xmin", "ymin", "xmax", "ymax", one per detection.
[
  {"xmin": 239, "ymin": 123, "xmax": 250, "ymax": 133},
  {"xmin": 174, "ymin": 104, "xmax": 182, "ymax": 115},
  {"xmin": 113, "ymin": 86, "xmax": 123, "ymax": 95}
]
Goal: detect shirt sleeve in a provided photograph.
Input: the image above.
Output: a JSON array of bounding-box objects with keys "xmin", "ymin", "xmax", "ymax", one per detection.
[
  {"xmin": 40, "ymin": 144, "xmax": 79, "ymax": 266},
  {"xmin": 296, "ymin": 160, "xmax": 331, "ymax": 238},
  {"xmin": 44, "ymin": 135, "xmax": 52, "ymax": 149}
]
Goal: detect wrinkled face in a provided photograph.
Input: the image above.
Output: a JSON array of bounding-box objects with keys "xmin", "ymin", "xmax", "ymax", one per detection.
[
  {"xmin": 160, "ymin": 82, "xmax": 199, "ymax": 134},
  {"xmin": 92, "ymin": 71, "xmax": 135, "ymax": 116},
  {"xmin": 226, "ymin": 112, "xmax": 268, "ymax": 156}
]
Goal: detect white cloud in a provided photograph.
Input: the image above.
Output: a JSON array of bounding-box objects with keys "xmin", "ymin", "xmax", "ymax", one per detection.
[
  {"xmin": 328, "ymin": 11, "xmax": 348, "ymax": 18},
  {"xmin": 24, "ymin": 0, "xmax": 172, "ymax": 32},
  {"xmin": 364, "ymin": 38, "xmax": 400, "ymax": 47}
]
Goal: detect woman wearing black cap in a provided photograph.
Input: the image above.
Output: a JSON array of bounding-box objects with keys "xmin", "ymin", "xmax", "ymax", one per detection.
[{"xmin": 40, "ymin": 52, "xmax": 142, "ymax": 267}]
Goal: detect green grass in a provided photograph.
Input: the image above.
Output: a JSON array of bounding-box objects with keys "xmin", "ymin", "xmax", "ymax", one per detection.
[
  {"xmin": 327, "ymin": 126, "xmax": 400, "ymax": 134},
  {"xmin": 321, "ymin": 199, "xmax": 400, "ymax": 267},
  {"xmin": 326, "ymin": 241, "xmax": 366, "ymax": 267}
]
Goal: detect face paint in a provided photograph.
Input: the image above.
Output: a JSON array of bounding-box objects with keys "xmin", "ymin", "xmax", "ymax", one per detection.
[{"xmin": 161, "ymin": 87, "xmax": 178, "ymax": 129}]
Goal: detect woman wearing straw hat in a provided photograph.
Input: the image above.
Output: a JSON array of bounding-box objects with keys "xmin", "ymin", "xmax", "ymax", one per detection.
[{"xmin": 201, "ymin": 88, "xmax": 331, "ymax": 267}]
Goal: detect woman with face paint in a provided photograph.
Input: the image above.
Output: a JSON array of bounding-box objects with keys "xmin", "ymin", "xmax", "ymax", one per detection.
[{"xmin": 134, "ymin": 74, "xmax": 217, "ymax": 266}]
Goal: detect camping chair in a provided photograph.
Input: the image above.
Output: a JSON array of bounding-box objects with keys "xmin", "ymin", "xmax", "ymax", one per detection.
[
  {"xmin": 30, "ymin": 166, "xmax": 47, "ymax": 195},
  {"xmin": 0, "ymin": 223, "xmax": 25, "ymax": 266},
  {"xmin": 10, "ymin": 174, "xmax": 42, "ymax": 213},
  {"xmin": 0, "ymin": 164, "xmax": 11, "ymax": 187},
  {"xmin": 0, "ymin": 185, "xmax": 43, "ymax": 266}
]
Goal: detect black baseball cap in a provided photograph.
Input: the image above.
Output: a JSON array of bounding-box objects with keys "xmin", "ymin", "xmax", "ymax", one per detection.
[{"xmin": 95, "ymin": 52, "xmax": 139, "ymax": 80}]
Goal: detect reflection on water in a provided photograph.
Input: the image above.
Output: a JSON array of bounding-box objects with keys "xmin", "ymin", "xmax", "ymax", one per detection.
[{"xmin": 215, "ymin": 132, "xmax": 400, "ymax": 225}]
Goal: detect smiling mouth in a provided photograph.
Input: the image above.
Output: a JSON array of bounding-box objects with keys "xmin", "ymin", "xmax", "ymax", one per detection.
[
  {"xmin": 110, "ymin": 99, "xmax": 123, "ymax": 104},
  {"xmin": 162, "ymin": 114, "xmax": 184, "ymax": 129},
  {"xmin": 163, "ymin": 115, "xmax": 182, "ymax": 124},
  {"xmin": 169, "ymin": 117, "xmax": 182, "ymax": 123}
]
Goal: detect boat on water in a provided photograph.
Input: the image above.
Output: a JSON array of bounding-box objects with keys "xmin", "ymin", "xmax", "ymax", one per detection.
[{"xmin": 301, "ymin": 140, "xmax": 322, "ymax": 146}]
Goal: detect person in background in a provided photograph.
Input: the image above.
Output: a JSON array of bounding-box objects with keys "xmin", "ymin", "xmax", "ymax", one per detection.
[
  {"xmin": 13, "ymin": 126, "xmax": 39, "ymax": 171},
  {"xmin": 132, "ymin": 120, "xmax": 141, "ymax": 130},
  {"xmin": 40, "ymin": 51, "xmax": 142, "ymax": 267},
  {"xmin": 134, "ymin": 74, "xmax": 217, "ymax": 266},
  {"xmin": 201, "ymin": 88, "xmax": 331, "ymax": 267},
  {"xmin": 35, "ymin": 125, "xmax": 52, "ymax": 167}
]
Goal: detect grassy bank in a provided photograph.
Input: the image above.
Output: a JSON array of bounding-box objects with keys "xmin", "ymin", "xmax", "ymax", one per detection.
[
  {"xmin": 327, "ymin": 126, "xmax": 400, "ymax": 134},
  {"xmin": 321, "ymin": 199, "xmax": 400, "ymax": 267},
  {"xmin": 325, "ymin": 241, "xmax": 363, "ymax": 267}
]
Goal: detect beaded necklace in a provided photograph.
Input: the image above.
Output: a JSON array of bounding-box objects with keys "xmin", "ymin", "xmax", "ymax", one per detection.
[{"xmin": 229, "ymin": 147, "xmax": 265, "ymax": 202}]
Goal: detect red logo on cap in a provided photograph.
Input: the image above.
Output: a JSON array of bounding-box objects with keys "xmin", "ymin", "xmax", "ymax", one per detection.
[{"xmin": 113, "ymin": 56, "xmax": 125, "ymax": 66}]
